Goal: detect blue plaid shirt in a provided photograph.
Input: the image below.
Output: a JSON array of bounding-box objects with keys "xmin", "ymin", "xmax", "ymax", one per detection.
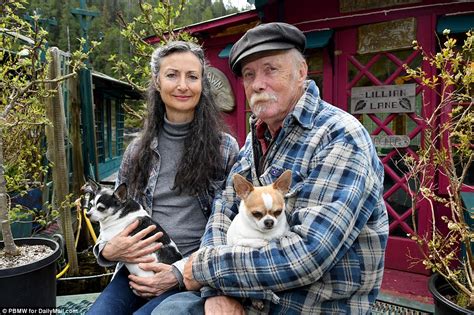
[{"xmin": 192, "ymin": 80, "xmax": 389, "ymax": 314}]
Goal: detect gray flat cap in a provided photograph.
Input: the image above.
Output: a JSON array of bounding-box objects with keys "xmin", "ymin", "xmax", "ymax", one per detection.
[{"xmin": 229, "ymin": 22, "xmax": 306, "ymax": 76}]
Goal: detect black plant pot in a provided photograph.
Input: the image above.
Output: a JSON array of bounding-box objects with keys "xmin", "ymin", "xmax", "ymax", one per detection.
[
  {"xmin": 0, "ymin": 237, "xmax": 61, "ymax": 308},
  {"xmin": 428, "ymin": 273, "xmax": 472, "ymax": 315}
]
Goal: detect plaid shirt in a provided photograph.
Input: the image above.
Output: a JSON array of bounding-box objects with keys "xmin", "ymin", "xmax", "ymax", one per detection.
[{"xmin": 193, "ymin": 80, "xmax": 389, "ymax": 314}]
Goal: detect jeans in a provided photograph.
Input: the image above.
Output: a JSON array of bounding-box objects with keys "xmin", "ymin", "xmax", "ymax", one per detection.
[
  {"xmin": 151, "ymin": 291, "xmax": 204, "ymax": 315},
  {"xmin": 87, "ymin": 266, "xmax": 180, "ymax": 315}
]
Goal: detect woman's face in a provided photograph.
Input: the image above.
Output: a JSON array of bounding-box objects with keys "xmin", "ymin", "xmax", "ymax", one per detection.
[{"xmin": 156, "ymin": 51, "xmax": 203, "ymax": 123}]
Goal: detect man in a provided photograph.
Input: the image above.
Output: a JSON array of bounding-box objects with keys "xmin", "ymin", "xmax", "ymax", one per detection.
[{"xmin": 153, "ymin": 22, "xmax": 389, "ymax": 314}]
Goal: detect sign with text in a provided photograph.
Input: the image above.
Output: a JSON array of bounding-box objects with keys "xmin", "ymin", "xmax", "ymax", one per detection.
[
  {"xmin": 340, "ymin": 0, "xmax": 421, "ymax": 13},
  {"xmin": 371, "ymin": 135, "xmax": 410, "ymax": 148},
  {"xmin": 351, "ymin": 84, "xmax": 416, "ymax": 114}
]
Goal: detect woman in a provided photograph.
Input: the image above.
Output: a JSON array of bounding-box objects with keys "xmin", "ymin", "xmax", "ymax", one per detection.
[{"xmin": 87, "ymin": 41, "xmax": 239, "ymax": 315}]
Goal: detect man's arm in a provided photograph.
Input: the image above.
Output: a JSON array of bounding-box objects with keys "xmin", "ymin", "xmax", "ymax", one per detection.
[{"xmin": 192, "ymin": 140, "xmax": 384, "ymax": 298}]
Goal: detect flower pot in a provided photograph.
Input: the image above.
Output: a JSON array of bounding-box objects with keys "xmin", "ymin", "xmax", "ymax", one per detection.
[
  {"xmin": 0, "ymin": 214, "xmax": 33, "ymax": 241},
  {"xmin": 0, "ymin": 237, "xmax": 61, "ymax": 308},
  {"xmin": 428, "ymin": 273, "xmax": 471, "ymax": 315}
]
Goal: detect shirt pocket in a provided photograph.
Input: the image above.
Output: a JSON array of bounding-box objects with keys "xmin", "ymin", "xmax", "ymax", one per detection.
[{"xmin": 284, "ymin": 171, "xmax": 305, "ymax": 215}]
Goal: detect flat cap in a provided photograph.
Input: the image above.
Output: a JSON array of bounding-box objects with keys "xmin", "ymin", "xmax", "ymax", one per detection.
[{"xmin": 229, "ymin": 22, "xmax": 306, "ymax": 76}]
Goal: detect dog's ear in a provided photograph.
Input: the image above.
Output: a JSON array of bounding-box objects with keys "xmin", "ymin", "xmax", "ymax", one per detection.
[
  {"xmin": 113, "ymin": 183, "xmax": 128, "ymax": 203},
  {"xmin": 233, "ymin": 174, "xmax": 254, "ymax": 199},
  {"xmin": 273, "ymin": 170, "xmax": 292, "ymax": 194},
  {"xmin": 83, "ymin": 178, "xmax": 100, "ymax": 194}
]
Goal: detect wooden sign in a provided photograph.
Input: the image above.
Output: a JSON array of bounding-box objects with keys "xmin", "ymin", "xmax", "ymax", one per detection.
[
  {"xmin": 357, "ymin": 18, "xmax": 416, "ymax": 54},
  {"xmin": 351, "ymin": 84, "xmax": 416, "ymax": 114},
  {"xmin": 340, "ymin": 0, "xmax": 421, "ymax": 13},
  {"xmin": 371, "ymin": 135, "xmax": 410, "ymax": 148}
]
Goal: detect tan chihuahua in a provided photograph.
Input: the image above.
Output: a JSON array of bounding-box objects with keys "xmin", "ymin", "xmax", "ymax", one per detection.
[{"xmin": 227, "ymin": 170, "xmax": 292, "ymax": 248}]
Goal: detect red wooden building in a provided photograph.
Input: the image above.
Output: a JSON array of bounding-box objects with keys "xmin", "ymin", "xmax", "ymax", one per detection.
[{"xmin": 149, "ymin": 0, "xmax": 474, "ymax": 303}]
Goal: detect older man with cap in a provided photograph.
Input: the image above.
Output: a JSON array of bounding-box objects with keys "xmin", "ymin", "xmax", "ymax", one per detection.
[{"xmin": 152, "ymin": 22, "xmax": 389, "ymax": 315}]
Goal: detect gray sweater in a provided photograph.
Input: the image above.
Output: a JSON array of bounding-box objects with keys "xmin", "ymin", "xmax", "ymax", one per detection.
[{"xmin": 152, "ymin": 116, "xmax": 207, "ymax": 257}]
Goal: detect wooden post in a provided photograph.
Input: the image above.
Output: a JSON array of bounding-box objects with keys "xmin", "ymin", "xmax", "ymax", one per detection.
[
  {"xmin": 45, "ymin": 47, "xmax": 78, "ymax": 274},
  {"xmin": 70, "ymin": 76, "xmax": 85, "ymax": 196}
]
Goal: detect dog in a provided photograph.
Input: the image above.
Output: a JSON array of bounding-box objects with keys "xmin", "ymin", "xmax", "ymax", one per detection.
[
  {"xmin": 227, "ymin": 170, "xmax": 292, "ymax": 248},
  {"xmin": 83, "ymin": 180, "xmax": 182, "ymax": 279}
]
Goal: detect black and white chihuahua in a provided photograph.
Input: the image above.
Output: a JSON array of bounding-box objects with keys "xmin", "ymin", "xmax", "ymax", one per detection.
[{"xmin": 83, "ymin": 180, "xmax": 182, "ymax": 278}]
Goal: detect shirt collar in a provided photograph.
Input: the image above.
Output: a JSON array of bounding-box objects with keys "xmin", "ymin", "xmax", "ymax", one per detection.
[{"xmin": 286, "ymin": 80, "xmax": 320, "ymax": 130}]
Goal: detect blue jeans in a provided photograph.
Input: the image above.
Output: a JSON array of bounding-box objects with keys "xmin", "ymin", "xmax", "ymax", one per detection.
[
  {"xmin": 87, "ymin": 266, "xmax": 180, "ymax": 315},
  {"xmin": 151, "ymin": 291, "xmax": 204, "ymax": 315}
]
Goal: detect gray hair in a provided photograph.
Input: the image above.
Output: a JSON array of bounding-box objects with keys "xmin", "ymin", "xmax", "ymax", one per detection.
[
  {"xmin": 150, "ymin": 41, "xmax": 206, "ymax": 76},
  {"xmin": 127, "ymin": 40, "xmax": 225, "ymax": 196}
]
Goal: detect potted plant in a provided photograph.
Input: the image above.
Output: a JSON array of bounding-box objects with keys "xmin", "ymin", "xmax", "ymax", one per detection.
[
  {"xmin": 404, "ymin": 29, "xmax": 473, "ymax": 313},
  {"xmin": 0, "ymin": 0, "xmax": 92, "ymax": 308}
]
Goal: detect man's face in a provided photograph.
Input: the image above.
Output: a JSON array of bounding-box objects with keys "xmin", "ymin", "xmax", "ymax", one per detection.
[{"xmin": 241, "ymin": 50, "xmax": 307, "ymax": 130}]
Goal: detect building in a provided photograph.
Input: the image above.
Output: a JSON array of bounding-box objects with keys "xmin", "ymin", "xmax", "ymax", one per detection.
[{"xmin": 148, "ymin": 0, "xmax": 474, "ymax": 303}]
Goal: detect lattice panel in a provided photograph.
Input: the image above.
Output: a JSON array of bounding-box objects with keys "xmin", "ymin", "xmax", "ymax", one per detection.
[{"xmin": 346, "ymin": 50, "xmax": 424, "ymax": 240}]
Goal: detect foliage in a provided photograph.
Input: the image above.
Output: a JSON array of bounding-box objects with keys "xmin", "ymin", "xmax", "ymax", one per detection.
[
  {"xmin": 404, "ymin": 30, "xmax": 473, "ymax": 309},
  {"xmin": 0, "ymin": 0, "xmax": 94, "ymax": 255},
  {"xmin": 21, "ymin": 0, "xmax": 245, "ymax": 129},
  {"xmin": 1, "ymin": 0, "xmax": 93, "ymax": 194},
  {"xmin": 1, "ymin": 2, "xmax": 51, "ymax": 195},
  {"xmin": 107, "ymin": 0, "xmax": 200, "ymax": 127},
  {"xmin": 22, "ymin": 0, "xmax": 244, "ymax": 77},
  {"xmin": 109, "ymin": 0, "xmax": 197, "ymax": 94}
]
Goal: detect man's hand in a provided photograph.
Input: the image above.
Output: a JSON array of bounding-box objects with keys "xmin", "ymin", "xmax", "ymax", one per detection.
[
  {"xmin": 204, "ymin": 296, "xmax": 245, "ymax": 315},
  {"xmin": 183, "ymin": 254, "xmax": 203, "ymax": 291},
  {"xmin": 128, "ymin": 263, "xmax": 178, "ymax": 298},
  {"xmin": 101, "ymin": 220, "xmax": 163, "ymax": 263}
]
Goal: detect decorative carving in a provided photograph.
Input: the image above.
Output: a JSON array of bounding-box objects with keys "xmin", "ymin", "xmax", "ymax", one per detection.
[
  {"xmin": 207, "ymin": 67, "xmax": 235, "ymax": 112},
  {"xmin": 340, "ymin": 0, "xmax": 421, "ymax": 13},
  {"xmin": 357, "ymin": 18, "xmax": 416, "ymax": 54}
]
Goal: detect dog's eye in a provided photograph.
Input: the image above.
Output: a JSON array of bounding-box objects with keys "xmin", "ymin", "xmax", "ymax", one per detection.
[
  {"xmin": 97, "ymin": 205, "xmax": 106, "ymax": 211},
  {"xmin": 273, "ymin": 209, "xmax": 282, "ymax": 216},
  {"xmin": 252, "ymin": 212, "xmax": 263, "ymax": 219}
]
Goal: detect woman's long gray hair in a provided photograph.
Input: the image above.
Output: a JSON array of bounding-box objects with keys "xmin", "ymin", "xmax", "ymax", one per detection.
[{"xmin": 128, "ymin": 41, "xmax": 226, "ymax": 195}]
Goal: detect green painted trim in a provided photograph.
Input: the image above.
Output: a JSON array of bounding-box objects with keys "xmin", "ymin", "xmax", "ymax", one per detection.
[
  {"xmin": 305, "ymin": 29, "xmax": 334, "ymax": 49},
  {"xmin": 98, "ymin": 156, "xmax": 122, "ymax": 180},
  {"xmin": 218, "ymin": 43, "xmax": 233, "ymax": 58},
  {"xmin": 79, "ymin": 68, "xmax": 97, "ymax": 180},
  {"xmin": 461, "ymin": 192, "xmax": 474, "ymax": 217},
  {"xmin": 254, "ymin": 0, "xmax": 268, "ymax": 9},
  {"xmin": 218, "ymin": 29, "xmax": 334, "ymax": 58},
  {"xmin": 437, "ymin": 15, "xmax": 474, "ymax": 34}
]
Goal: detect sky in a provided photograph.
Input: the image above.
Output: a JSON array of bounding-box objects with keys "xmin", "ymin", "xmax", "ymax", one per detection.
[{"xmin": 225, "ymin": 0, "xmax": 255, "ymax": 10}]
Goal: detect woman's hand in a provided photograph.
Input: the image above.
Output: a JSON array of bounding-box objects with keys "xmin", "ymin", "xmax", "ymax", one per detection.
[
  {"xmin": 128, "ymin": 263, "xmax": 178, "ymax": 298},
  {"xmin": 101, "ymin": 220, "xmax": 163, "ymax": 263}
]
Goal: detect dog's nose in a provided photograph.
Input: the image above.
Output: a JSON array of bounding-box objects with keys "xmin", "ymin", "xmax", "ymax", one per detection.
[
  {"xmin": 85, "ymin": 211, "xmax": 92, "ymax": 218},
  {"xmin": 264, "ymin": 219, "xmax": 274, "ymax": 228}
]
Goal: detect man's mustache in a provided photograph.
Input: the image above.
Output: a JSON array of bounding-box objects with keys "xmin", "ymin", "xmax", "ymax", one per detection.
[{"xmin": 249, "ymin": 92, "xmax": 278, "ymax": 108}]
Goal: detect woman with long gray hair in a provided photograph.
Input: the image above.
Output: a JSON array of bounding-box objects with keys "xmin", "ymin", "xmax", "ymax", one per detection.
[{"xmin": 88, "ymin": 41, "xmax": 239, "ymax": 315}]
